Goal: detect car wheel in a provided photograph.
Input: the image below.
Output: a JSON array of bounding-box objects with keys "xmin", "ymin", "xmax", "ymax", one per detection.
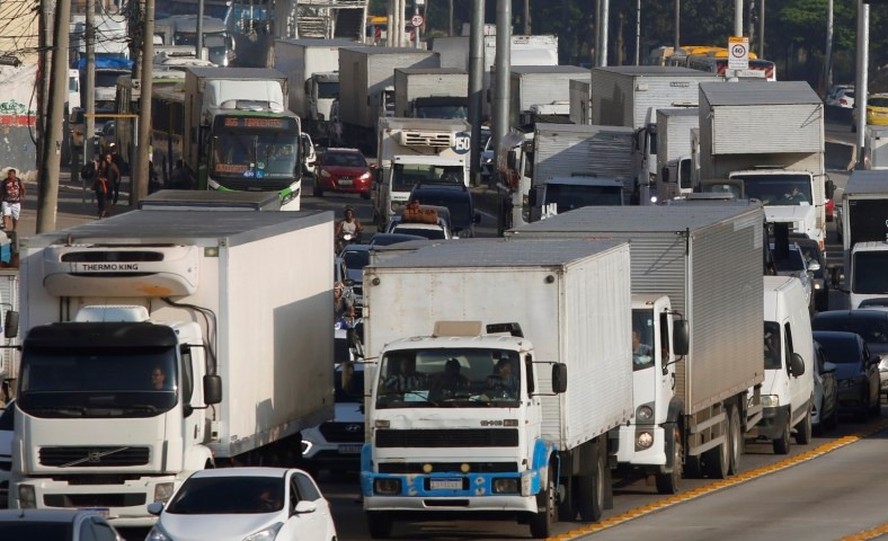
[
  {"xmin": 772, "ymin": 415, "xmax": 791, "ymax": 455},
  {"xmin": 795, "ymin": 405, "xmax": 812, "ymax": 445}
]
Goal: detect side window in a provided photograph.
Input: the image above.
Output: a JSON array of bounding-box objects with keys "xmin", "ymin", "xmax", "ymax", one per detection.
[
  {"xmin": 92, "ymin": 519, "xmax": 119, "ymax": 541},
  {"xmin": 659, "ymin": 312, "xmax": 671, "ymax": 360},
  {"xmin": 294, "ymin": 472, "xmax": 321, "ymax": 502},
  {"xmin": 783, "ymin": 323, "xmax": 794, "ymax": 375},
  {"xmin": 180, "ymin": 346, "xmax": 194, "ymax": 403},
  {"xmin": 290, "ymin": 478, "xmax": 302, "ymax": 511},
  {"xmin": 524, "ymin": 354, "xmax": 535, "ymax": 395}
]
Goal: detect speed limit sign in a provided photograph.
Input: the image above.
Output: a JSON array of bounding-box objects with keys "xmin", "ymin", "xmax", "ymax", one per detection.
[
  {"xmin": 728, "ymin": 36, "xmax": 749, "ymax": 71},
  {"xmin": 411, "ymin": 14, "xmax": 424, "ymax": 27}
]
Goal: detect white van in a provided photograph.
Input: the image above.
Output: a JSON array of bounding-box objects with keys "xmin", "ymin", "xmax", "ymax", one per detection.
[{"xmin": 756, "ymin": 275, "xmax": 815, "ymax": 454}]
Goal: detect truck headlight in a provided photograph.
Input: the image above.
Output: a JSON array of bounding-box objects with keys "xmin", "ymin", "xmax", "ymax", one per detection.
[
  {"xmin": 635, "ymin": 431, "xmax": 654, "ymax": 450},
  {"xmin": 761, "ymin": 394, "xmax": 780, "ymax": 408},
  {"xmin": 154, "ymin": 482, "xmax": 175, "ymax": 503},
  {"xmin": 18, "ymin": 485, "xmax": 36, "ymax": 508},
  {"xmin": 636, "ymin": 403, "xmax": 654, "ymax": 423},
  {"xmin": 492, "ymin": 478, "xmax": 519, "ymax": 493},
  {"xmin": 373, "ymin": 478, "xmax": 401, "ymax": 495}
]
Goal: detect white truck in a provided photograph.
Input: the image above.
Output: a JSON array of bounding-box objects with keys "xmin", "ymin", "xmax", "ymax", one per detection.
[
  {"xmin": 509, "ymin": 66, "xmax": 590, "ymax": 127},
  {"xmin": 863, "ymin": 125, "xmax": 888, "ymax": 170},
  {"xmin": 337, "ymin": 47, "xmax": 440, "ymax": 153},
  {"xmin": 361, "ymin": 238, "xmax": 634, "ymax": 537},
  {"xmin": 506, "ymin": 123, "xmax": 637, "ymax": 226},
  {"xmin": 393, "ymin": 67, "xmax": 468, "ymax": 119},
  {"xmin": 373, "ymin": 117, "xmax": 472, "ymax": 227},
  {"xmin": 509, "ymin": 204, "xmax": 765, "ymax": 493},
  {"xmin": 590, "ymin": 66, "xmax": 715, "ymax": 202},
  {"xmin": 569, "ymin": 79, "xmax": 591, "ymax": 125},
  {"xmin": 654, "ymin": 107, "xmax": 698, "ymax": 201},
  {"xmin": 839, "ymin": 170, "xmax": 888, "ymax": 308},
  {"xmin": 10, "ymin": 211, "xmax": 334, "ymax": 526},
  {"xmin": 182, "ymin": 67, "xmax": 306, "ymax": 210},
  {"xmin": 273, "ymin": 38, "xmax": 355, "ymax": 144},
  {"xmin": 698, "ymin": 81, "xmax": 833, "ymax": 248}
]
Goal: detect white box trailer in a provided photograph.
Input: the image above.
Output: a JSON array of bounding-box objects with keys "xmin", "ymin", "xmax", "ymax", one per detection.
[
  {"xmin": 655, "ymin": 107, "xmax": 698, "ymax": 200},
  {"xmin": 509, "ymin": 205, "xmax": 765, "ymax": 483},
  {"xmin": 13, "ymin": 210, "xmax": 334, "ymax": 525},
  {"xmin": 393, "ymin": 67, "xmax": 468, "ymax": 118},
  {"xmin": 509, "ymin": 65, "xmax": 589, "ymax": 127},
  {"xmin": 362, "ymin": 238, "xmax": 633, "ymax": 536}
]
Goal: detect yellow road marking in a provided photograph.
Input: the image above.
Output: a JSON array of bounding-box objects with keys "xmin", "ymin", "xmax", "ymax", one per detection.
[{"xmin": 550, "ymin": 417, "xmax": 888, "ymax": 540}]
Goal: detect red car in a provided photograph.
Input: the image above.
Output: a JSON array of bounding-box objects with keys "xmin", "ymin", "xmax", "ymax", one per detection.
[{"xmin": 313, "ymin": 148, "xmax": 372, "ymax": 199}]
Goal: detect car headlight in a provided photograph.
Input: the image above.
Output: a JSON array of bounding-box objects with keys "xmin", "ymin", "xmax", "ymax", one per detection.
[
  {"xmin": 18, "ymin": 485, "xmax": 36, "ymax": 508},
  {"xmin": 761, "ymin": 394, "xmax": 780, "ymax": 408},
  {"xmin": 373, "ymin": 478, "xmax": 401, "ymax": 495},
  {"xmin": 243, "ymin": 522, "xmax": 283, "ymax": 541},
  {"xmin": 154, "ymin": 482, "xmax": 175, "ymax": 503},
  {"xmin": 492, "ymin": 478, "xmax": 519, "ymax": 493},
  {"xmin": 146, "ymin": 526, "xmax": 172, "ymax": 541}
]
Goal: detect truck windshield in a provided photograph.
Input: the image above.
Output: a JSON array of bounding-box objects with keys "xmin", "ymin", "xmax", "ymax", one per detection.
[
  {"xmin": 415, "ymin": 105, "xmax": 469, "ymax": 120},
  {"xmin": 730, "ymin": 173, "xmax": 813, "ymax": 206},
  {"xmin": 392, "ymin": 164, "xmax": 464, "ymax": 192},
  {"xmin": 848, "ymin": 200, "xmax": 888, "ymax": 247},
  {"xmin": 546, "ymin": 184, "xmax": 623, "ymax": 211},
  {"xmin": 317, "ymin": 82, "xmax": 339, "ymax": 99},
  {"xmin": 632, "ymin": 309, "xmax": 655, "ymax": 371},
  {"xmin": 17, "ymin": 347, "xmax": 178, "ymax": 418},
  {"xmin": 212, "ymin": 133, "xmax": 300, "ymax": 180},
  {"xmin": 376, "ymin": 348, "xmax": 521, "ymax": 408},
  {"xmin": 853, "ymin": 251, "xmax": 888, "ymax": 294},
  {"xmin": 764, "ymin": 321, "xmax": 782, "ymax": 370}
]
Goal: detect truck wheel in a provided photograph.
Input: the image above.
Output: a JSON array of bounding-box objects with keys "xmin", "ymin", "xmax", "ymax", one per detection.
[
  {"xmin": 366, "ymin": 512, "xmax": 393, "ymax": 539},
  {"xmin": 795, "ymin": 406, "xmax": 812, "ymax": 445},
  {"xmin": 655, "ymin": 425, "xmax": 683, "ymax": 494},
  {"xmin": 557, "ymin": 476, "xmax": 577, "ymax": 521},
  {"xmin": 773, "ymin": 416, "xmax": 791, "ymax": 455},
  {"xmin": 529, "ymin": 467, "xmax": 556, "ymax": 538},
  {"xmin": 577, "ymin": 453, "xmax": 605, "ymax": 522},
  {"xmin": 703, "ymin": 437, "xmax": 729, "ymax": 479},
  {"xmin": 727, "ymin": 405, "xmax": 743, "ymax": 476}
]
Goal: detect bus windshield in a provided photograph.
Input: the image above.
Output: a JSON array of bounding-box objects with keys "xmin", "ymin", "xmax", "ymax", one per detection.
[{"xmin": 211, "ymin": 133, "xmax": 300, "ymax": 180}]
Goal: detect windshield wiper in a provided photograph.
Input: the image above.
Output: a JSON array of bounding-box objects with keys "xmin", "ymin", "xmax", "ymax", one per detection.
[{"xmin": 25, "ymin": 406, "xmax": 87, "ymax": 417}]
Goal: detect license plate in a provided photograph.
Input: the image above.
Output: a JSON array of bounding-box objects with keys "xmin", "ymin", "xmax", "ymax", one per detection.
[
  {"xmin": 339, "ymin": 178, "xmax": 353, "ymax": 186},
  {"xmin": 430, "ymin": 478, "xmax": 462, "ymax": 490},
  {"xmin": 338, "ymin": 444, "xmax": 362, "ymax": 454}
]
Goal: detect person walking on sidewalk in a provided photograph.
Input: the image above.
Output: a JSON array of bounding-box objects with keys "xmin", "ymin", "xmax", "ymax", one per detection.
[
  {"xmin": 103, "ymin": 152, "xmax": 122, "ymax": 206},
  {"xmin": 1, "ymin": 168, "xmax": 26, "ymax": 231}
]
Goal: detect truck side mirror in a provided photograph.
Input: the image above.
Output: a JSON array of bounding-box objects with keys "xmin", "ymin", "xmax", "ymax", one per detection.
[
  {"xmin": 825, "ymin": 179, "xmax": 836, "ymax": 200},
  {"xmin": 4, "ymin": 310, "xmax": 18, "ymax": 339},
  {"xmin": 789, "ymin": 353, "xmax": 805, "ymax": 377},
  {"xmin": 551, "ymin": 363, "xmax": 567, "ymax": 394},
  {"xmin": 203, "ymin": 374, "xmax": 223, "ymax": 405},
  {"xmin": 672, "ymin": 320, "xmax": 689, "ymax": 356}
]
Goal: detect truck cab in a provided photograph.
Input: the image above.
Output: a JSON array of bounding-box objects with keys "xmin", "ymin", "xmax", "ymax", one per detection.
[
  {"xmin": 529, "ymin": 175, "xmax": 624, "ymax": 221},
  {"xmin": 849, "ymin": 241, "xmax": 888, "ymax": 309},
  {"xmin": 307, "ymin": 71, "xmax": 340, "ymax": 143}
]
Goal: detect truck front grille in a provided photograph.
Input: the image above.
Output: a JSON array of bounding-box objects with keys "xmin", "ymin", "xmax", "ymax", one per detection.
[
  {"xmin": 378, "ymin": 462, "xmax": 518, "ymax": 474},
  {"xmin": 39, "ymin": 446, "xmax": 150, "ymax": 467},
  {"xmin": 375, "ymin": 429, "xmax": 519, "ymax": 448},
  {"xmin": 319, "ymin": 422, "xmax": 365, "ymax": 443}
]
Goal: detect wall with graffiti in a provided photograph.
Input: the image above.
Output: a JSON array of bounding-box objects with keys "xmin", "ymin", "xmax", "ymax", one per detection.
[{"xmin": 0, "ymin": 65, "xmax": 38, "ymax": 173}]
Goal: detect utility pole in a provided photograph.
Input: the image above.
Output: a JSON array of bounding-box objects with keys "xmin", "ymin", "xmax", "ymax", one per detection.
[
  {"xmin": 468, "ymin": 0, "xmax": 484, "ymax": 187},
  {"xmin": 855, "ymin": 0, "xmax": 869, "ymax": 162},
  {"xmin": 134, "ymin": 0, "xmax": 156, "ymax": 206},
  {"xmin": 197, "ymin": 0, "xmax": 205, "ymax": 59},
  {"xmin": 36, "ymin": 0, "xmax": 72, "ymax": 233},
  {"xmin": 825, "ymin": 0, "xmax": 834, "ymax": 92},
  {"xmin": 635, "ymin": 0, "xmax": 641, "ymax": 66},
  {"xmin": 758, "ymin": 0, "xmax": 765, "ymax": 57},
  {"xmin": 492, "ymin": 0, "xmax": 510, "ymax": 175},
  {"xmin": 524, "ymin": 0, "xmax": 531, "ymax": 35},
  {"xmin": 35, "ymin": 1, "xmax": 51, "ymax": 173},
  {"xmin": 734, "ymin": 0, "xmax": 743, "ymax": 37},
  {"xmin": 449, "ymin": 0, "xmax": 454, "ymax": 36},
  {"xmin": 598, "ymin": 0, "xmax": 609, "ymax": 66},
  {"xmin": 674, "ymin": 0, "xmax": 680, "ymax": 50},
  {"xmin": 85, "ymin": 0, "xmax": 96, "ymax": 164}
]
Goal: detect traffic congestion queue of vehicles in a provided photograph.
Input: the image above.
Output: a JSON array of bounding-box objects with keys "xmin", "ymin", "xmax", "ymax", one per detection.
[
  {"xmin": 8, "ymin": 211, "xmax": 334, "ymax": 527},
  {"xmin": 509, "ymin": 205, "xmax": 765, "ymax": 492},
  {"xmin": 361, "ymin": 239, "xmax": 634, "ymax": 538}
]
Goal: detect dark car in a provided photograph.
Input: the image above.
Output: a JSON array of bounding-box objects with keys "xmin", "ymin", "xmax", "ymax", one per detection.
[
  {"xmin": 812, "ymin": 341, "xmax": 839, "ymax": 432},
  {"xmin": 812, "ymin": 309, "xmax": 888, "ymax": 400},
  {"xmin": 313, "ymin": 148, "xmax": 372, "ymax": 198},
  {"xmin": 789, "ymin": 235, "xmax": 828, "ymax": 311},
  {"xmin": 811, "ymin": 330, "xmax": 881, "ymax": 421},
  {"xmin": 0, "ymin": 509, "xmax": 123, "ymax": 540},
  {"xmin": 408, "ymin": 183, "xmax": 481, "ymax": 238},
  {"xmin": 368, "ymin": 233, "xmax": 427, "ymax": 247}
]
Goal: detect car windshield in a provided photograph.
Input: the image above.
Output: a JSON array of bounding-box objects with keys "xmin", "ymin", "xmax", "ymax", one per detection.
[
  {"xmin": 343, "ymin": 249, "xmax": 370, "ymax": 271},
  {"xmin": 0, "ymin": 523, "xmax": 72, "ymax": 537},
  {"xmin": 392, "ymin": 164, "xmax": 464, "ymax": 192},
  {"xmin": 813, "ymin": 317, "xmax": 888, "ymax": 346},
  {"xmin": 166, "ymin": 476, "xmax": 284, "ymax": 514},
  {"xmin": 376, "ymin": 348, "xmax": 521, "ymax": 408},
  {"xmin": 853, "ymin": 252, "xmax": 888, "ymax": 294},
  {"xmin": 412, "ymin": 192, "xmax": 472, "ymax": 226},
  {"xmin": 323, "ymin": 152, "xmax": 366, "ymax": 167},
  {"xmin": 764, "ymin": 321, "xmax": 782, "ymax": 370},
  {"xmin": 545, "ymin": 184, "xmax": 623, "ymax": 211},
  {"xmin": 732, "ymin": 173, "xmax": 813, "ymax": 206},
  {"xmin": 869, "ymin": 97, "xmax": 888, "ymax": 108},
  {"xmin": 813, "ymin": 336, "xmax": 861, "ymax": 364},
  {"xmin": 393, "ymin": 225, "xmax": 446, "ymax": 240},
  {"xmin": 335, "ymin": 364, "xmax": 364, "ymax": 402}
]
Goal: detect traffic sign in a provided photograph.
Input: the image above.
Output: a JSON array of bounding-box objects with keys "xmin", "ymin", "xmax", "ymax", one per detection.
[
  {"xmin": 411, "ymin": 14, "xmax": 424, "ymax": 27},
  {"xmin": 728, "ymin": 36, "xmax": 750, "ymax": 72}
]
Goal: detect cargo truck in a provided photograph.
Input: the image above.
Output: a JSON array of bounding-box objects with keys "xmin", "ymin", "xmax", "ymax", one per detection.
[
  {"xmin": 361, "ymin": 238, "xmax": 634, "ymax": 537},
  {"xmin": 509, "ymin": 205, "xmax": 765, "ymax": 493},
  {"xmin": 337, "ymin": 47, "xmax": 440, "ymax": 153},
  {"xmin": 509, "ymin": 65, "xmax": 589, "ymax": 128},
  {"xmin": 569, "ymin": 79, "xmax": 591, "ymax": 125},
  {"xmin": 698, "ymin": 81, "xmax": 833, "ymax": 248},
  {"xmin": 393, "ymin": 67, "xmax": 468, "ymax": 119},
  {"xmin": 863, "ymin": 125, "xmax": 888, "ymax": 170},
  {"xmin": 181, "ymin": 67, "xmax": 306, "ymax": 210},
  {"xmin": 590, "ymin": 66, "xmax": 715, "ymax": 202},
  {"xmin": 9, "ymin": 211, "xmax": 334, "ymax": 526},
  {"xmin": 838, "ymin": 170, "xmax": 888, "ymax": 308},
  {"xmin": 373, "ymin": 117, "xmax": 471, "ymax": 227},
  {"xmin": 654, "ymin": 107, "xmax": 698, "ymax": 201},
  {"xmin": 273, "ymin": 38, "xmax": 355, "ymax": 144}
]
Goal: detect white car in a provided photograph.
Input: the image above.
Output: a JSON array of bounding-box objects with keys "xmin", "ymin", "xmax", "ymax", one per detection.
[
  {"xmin": 146, "ymin": 467, "xmax": 337, "ymax": 541},
  {"xmin": 301, "ymin": 361, "xmax": 365, "ymax": 474},
  {"xmin": 772, "ymin": 242, "xmax": 814, "ymax": 310},
  {"xmin": 826, "ymin": 85, "xmax": 855, "ymax": 109}
]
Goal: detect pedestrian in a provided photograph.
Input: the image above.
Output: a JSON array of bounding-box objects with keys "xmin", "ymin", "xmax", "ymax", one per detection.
[
  {"xmin": 1, "ymin": 168, "xmax": 26, "ymax": 231},
  {"xmin": 148, "ymin": 160, "xmax": 162, "ymax": 194},
  {"xmin": 93, "ymin": 161, "xmax": 111, "ymax": 218},
  {"xmin": 80, "ymin": 155, "xmax": 100, "ymax": 184},
  {"xmin": 102, "ymin": 152, "xmax": 122, "ymax": 206}
]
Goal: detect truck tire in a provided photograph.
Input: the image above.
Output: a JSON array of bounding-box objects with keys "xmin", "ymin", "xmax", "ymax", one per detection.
[
  {"xmin": 727, "ymin": 405, "xmax": 743, "ymax": 476},
  {"xmin": 773, "ymin": 416, "xmax": 791, "ymax": 455},
  {"xmin": 703, "ymin": 437, "xmax": 729, "ymax": 479},
  {"xmin": 366, "ymin": 512, "xmax": 393, "ymax": 539},
  {"xmin": 655, "ymin": 425, "xmax": 683, "ymax": 494},
  {"xmin": 577, "ymin": 453, "xmax": 605, "ymax": 522},
  {"xmin": 529, "ymin": 467, "xmax": 556, "ymax": 538},
  {"xmin": 557, "ymin": 476, "xmax": 577, "ymax": 521},
  {"xmin": 795, "ymin": 405, "xmax": 812, "ymax": 445}
]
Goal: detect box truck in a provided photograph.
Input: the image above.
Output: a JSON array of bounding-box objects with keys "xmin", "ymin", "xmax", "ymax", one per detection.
[{"xmin": 839, "ymin": 169, "xmax": 888, "ymax": 308}]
